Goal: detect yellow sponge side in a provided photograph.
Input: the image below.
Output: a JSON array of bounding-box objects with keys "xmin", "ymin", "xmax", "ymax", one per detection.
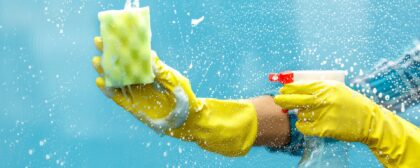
[{"xmin": 99, "ymin": 7, "xmax": 154, "ymax": 87}]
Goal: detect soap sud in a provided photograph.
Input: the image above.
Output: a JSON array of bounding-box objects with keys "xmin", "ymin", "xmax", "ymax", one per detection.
[
  {"xmin": 133, "ymin": 0, "xmax": 140, "ymax": 8},
  {"xmin": 191, "ymin": 16, "xmax": 205, "ymax": 27},
  {"xmin": 125, "ymin": 0, "xmax": 140, "ymax": 9}
]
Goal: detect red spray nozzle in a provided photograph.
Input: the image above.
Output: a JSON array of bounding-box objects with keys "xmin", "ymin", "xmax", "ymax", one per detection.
[{"xmin": 269, "ymin": 71, "xmax": 294, "ymax": 84}]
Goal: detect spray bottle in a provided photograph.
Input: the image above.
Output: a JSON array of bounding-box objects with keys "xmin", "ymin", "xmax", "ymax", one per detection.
[{"xmin": 269, "ymin": 70, "xmax": 349, "ymax": 168}]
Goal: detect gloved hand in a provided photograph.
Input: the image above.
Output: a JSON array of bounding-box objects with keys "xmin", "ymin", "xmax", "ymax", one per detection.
[
  {"xmin": 274, "ymin": 81, "xmax": 420, "ymax": 168},
  {"xmin": 93, "ymin": 37, "xmax": 258, "ymax": 156},
  {"xmin": 93, "ymin": 36, "xmax": 203, "ymax": 132}
]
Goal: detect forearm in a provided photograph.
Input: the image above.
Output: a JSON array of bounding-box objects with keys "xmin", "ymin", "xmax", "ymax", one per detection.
[{"xmin": 250, "ymin": 96, "xmax": 290, "ymax": 147}]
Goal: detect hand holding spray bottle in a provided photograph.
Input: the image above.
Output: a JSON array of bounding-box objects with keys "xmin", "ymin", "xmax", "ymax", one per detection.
[{"xmin": 269, "ymin": 71, "xmax": 349, "ymax": 168}]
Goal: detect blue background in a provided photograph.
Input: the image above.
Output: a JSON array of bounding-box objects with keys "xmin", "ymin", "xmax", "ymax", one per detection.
[{"xmin": 0, "ymin": 0, "xmax": 419, "ymax": 167}]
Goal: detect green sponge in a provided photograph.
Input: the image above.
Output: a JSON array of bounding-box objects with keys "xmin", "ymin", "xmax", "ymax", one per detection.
[{"xmin": 98, "ymin": 7, "xmax": 154, "ymax": 87}]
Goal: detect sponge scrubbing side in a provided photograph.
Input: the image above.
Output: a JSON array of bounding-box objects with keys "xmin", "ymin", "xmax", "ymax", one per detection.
[{"xmin": 98, "ymin": 7, "xmax": 154, "ymax": 87}]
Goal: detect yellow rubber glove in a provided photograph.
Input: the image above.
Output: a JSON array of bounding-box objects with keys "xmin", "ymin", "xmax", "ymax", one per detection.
[
  {"xmin": 274, "ymin": 81, "xmax": 420, "ymax": 168},
  {"xmin": 93, "ymin": 37, "xmax": 257, "ymax": 156}
]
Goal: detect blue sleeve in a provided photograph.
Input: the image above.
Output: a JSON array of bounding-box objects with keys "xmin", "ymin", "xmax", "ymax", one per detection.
[{"xmin": 263, "ymin": 90, "xmax": 305, "ymax": 156}]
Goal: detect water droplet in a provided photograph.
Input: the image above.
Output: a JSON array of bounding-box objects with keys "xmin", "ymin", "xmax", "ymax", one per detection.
[
  {"xmin": 39, "ymin": 139, "xmax": 47, "ymax": 146},
  {"xmin": 400, "ymin": 103, "xmax": 405, "ymax": 112},
  {"xmin": 28, "ymin": 149, "xmax": 34, "ymax": 155}
]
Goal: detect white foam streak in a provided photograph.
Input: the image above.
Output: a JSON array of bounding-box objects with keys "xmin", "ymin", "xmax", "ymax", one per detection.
[{"xmin": 191, "ymin": 16, "xmax": 205, "ymax": 27}]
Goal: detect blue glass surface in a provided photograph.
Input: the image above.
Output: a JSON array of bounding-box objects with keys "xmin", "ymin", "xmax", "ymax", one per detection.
[{"xmin": 0, "ymin": 0, "xmax": 419, "ymax": 167}]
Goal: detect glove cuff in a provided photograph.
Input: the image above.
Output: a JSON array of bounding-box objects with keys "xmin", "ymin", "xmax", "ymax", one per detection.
[
  {"xmin": 366, "ymin": 106, "xmax": 420, "ymax": 167},
  {"xmin": 168, "ymin": 98, "xmax": 258, "ymax": 157},
  {"xmin": 134, "ymin": 85, "xmax": 191, "ymax": 134}
]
